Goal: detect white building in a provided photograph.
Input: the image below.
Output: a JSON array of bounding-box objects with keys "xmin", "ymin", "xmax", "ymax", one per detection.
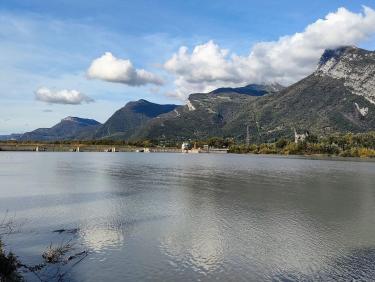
[
  {"xmin": 181, "ymin": 142, "xmax": 191, "ymax": 152},
  {"xmin": 294, "ymin": 128, "xmax": 309, "ymax": 143}
]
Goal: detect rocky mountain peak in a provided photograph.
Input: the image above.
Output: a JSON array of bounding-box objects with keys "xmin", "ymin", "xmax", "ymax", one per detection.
[
  {"xmin": 62, "ymin": 116, "xmax": 76, "ymax": 122},
  {"xmin": 315, "ymin": 46, "xmax": 375, "ymax": 104},
  {"xmin": 317, "ymin": 46, "xmax": 358, "ymax": 69}
]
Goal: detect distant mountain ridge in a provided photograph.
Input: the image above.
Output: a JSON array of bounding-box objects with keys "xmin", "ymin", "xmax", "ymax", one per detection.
[
  {"xmin": 60, "ymin": 116, "xmax": 100, "ymax": 126},
  {"xmin": 133, "ymin": 46, "xmax": 375, "ymax": 142},
  {"xmin": 4, "ymin": 46, "xmax": 375, "ymax": 143},
  {"xmin": 211, "ymin": 83, "xmax": 284, "ymax": 96},
  {"xmin": 134, "ymin": 83, "xmax": 285, "ymax": 141},
  {"xmin": 92, "ymin": 99, "xmax": 179, "ymax": 140},
  {"xmin": 0, "ymin": 133, "xmax": 23, "ymax": 141},
  {"xmin": 20, "ymin": 117, "xmax": 101, "ymax": 141}
]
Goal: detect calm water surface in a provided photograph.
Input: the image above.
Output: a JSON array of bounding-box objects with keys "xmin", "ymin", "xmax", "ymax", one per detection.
[{"xmin": 1, "ymin": 152, "xmax": 375, "ymax": 281}]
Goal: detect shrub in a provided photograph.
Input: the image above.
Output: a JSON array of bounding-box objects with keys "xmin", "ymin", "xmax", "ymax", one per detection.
[
  {"xmin": 258, "ymin": 143, "xmax": 277, "ymax": 154},
  {"xmin": 282, "ymin": 142, "xmax": 300, "ymax": 155},
  {"xmin": 0, "ymin": 240, "xmax": 22, "ymax": 281},
  {"xmin": 305, "ymin": 134, "xmax": 318, "ymax": 143},
  {"xmin": 358, "ymin": 148, "xmax": 375, "ymax": 158},
  {"xmin": 275, "ymin": 138, "xmax": 288, "ymax": 149}
]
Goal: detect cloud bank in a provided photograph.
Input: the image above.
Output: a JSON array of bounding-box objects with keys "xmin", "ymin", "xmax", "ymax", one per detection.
[
  {"xmin": 164, "ymin": 6, "xmax": 375, "ymax": 100},
  {"xmin": 87, "ymin": 52, "xmax": 163, "ymax": 86},
  {"xmin": 35, "ymin": 87, "xmax": 94, "ymax": 105}
]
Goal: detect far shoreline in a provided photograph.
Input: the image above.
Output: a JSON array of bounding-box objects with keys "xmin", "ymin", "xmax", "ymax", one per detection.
[{"xmin": 1, "ymin": 145, "xmax": 374, "ymax": 162}]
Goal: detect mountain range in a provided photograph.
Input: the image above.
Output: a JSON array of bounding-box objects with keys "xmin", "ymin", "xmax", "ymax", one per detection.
[
  {"xmin": 19, "ymin": 117, "xmax": 101, "ymax": 141},
  {"xmin": 3, "ymin": 46, "xmax": 374, "ymax": 143}
]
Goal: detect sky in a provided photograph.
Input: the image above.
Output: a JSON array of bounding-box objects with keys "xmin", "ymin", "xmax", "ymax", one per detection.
[{"xmin": 1, "ymin": 0, "xmax": 375, "ymax": 134}]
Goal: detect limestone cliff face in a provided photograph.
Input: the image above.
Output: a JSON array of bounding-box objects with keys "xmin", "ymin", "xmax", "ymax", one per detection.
[{"xmin": 315, "ymin": 46, "xmax": 375, "ymax": 104}]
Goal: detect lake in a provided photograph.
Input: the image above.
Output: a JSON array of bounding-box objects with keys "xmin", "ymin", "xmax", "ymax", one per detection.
[{"xmin": 1, "ymin": 152, "xmax": 375, "ymax": 281}]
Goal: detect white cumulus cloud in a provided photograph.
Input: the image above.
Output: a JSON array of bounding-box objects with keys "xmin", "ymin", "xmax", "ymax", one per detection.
[
  {"xmin": 35, "ymin": 87, "xmax": 94, "ymax": 105},
  {"xmin": 164, "ymin": 6, "xmax": 375, "ymax": 100},
  {"xmin": 87, "ymin": 52, "xmax": 164, "ymax": 86}
]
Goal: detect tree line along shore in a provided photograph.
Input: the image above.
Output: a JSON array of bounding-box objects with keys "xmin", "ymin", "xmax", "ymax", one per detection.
[{"xmin": 0, "ymin": 132, "xmax": 375, "ymax": 158}]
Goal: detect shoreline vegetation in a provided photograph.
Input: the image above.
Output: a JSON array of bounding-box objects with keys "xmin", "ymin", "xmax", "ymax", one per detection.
[
  {"xmin": 1, "ymin": 214, "xmax": 88, "ymax": 282},
  {"xmin": 0, "ymin": 132, "xmax": 374, "ymax": 158},
  {"xmin": 228, "ymin": 132, "xmax": 375, "ymax": 158}
]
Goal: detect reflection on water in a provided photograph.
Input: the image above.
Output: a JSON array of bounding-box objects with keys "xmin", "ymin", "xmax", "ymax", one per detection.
[
  {"xmin": 160, "ymin": 201, "xmax": 225, "ymax": 275},
  {"xmin": 1, "ymin": 152, "xmax": 375, "ymax": 281},
  {"xmin": 80, "ymin": 227, "xmax": 124, "ymax": 252}
]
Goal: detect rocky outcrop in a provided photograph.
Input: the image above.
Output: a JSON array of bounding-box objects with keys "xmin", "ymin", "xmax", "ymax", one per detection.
[{"xmin": 315, "ymin": 46, "xmax": 375, "ymax": 104}]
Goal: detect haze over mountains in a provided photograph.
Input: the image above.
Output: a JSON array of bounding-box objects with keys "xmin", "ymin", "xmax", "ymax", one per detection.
[{"xmin": 2, "ymin": 46, "xmax": 374, "ymax": 143}]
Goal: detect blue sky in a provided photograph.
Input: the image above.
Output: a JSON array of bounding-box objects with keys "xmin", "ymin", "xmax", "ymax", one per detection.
[{"xmin": 1, "ymin": 0, "xmax": 375, "ymax": 134}]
